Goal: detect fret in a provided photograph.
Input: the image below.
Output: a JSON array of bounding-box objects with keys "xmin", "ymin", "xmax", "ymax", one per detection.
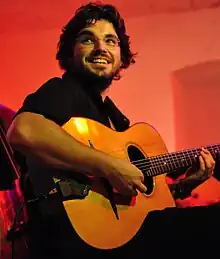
[
  {"xmin": 207, "ymin": 144, "xmax": 220, "ymax": 157},
  {"xmin": 178, "ymin": 151, "xmax": 188, "ymax": 168},
  {"xmin": 187, "ymin": 150, "xmax": 193, "ymax": 165},
  {"xmin": 170, "ymin": 152, "xmax": 176, "ymax": 171},
  {"xmin": 153, "ymin": 155, "xmax": 170, "ymax": 173},
  {"xmin": 149, "ymin": 167, "xmax": 155, "ymax": 176},
  {"xmin": 154, "ymin": 166, "xmax": 160, "ymax": 176},
  {"xmin": 173, "ymin": 152, "xmax": 180, "ymax": 169},
  {"xmin": 146, "ymin": 143, "xmax": 220, "ymax": 177}
]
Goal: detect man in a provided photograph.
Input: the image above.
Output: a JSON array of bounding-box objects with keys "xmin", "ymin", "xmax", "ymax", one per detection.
[{"xmin": 7, "ymin": 2, "xmax": 218, "ymax": 259}]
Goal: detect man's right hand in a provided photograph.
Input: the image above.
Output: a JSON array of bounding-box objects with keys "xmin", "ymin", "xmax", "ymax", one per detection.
[{"xmin": 100, "ymin": 156, "xmax": 147, "ymax": 196}]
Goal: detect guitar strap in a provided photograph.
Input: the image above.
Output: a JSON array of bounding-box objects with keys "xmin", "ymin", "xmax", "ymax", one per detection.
[{"xmin": 104, "ymin": 96, "xmax": 130, "ymax": 132}]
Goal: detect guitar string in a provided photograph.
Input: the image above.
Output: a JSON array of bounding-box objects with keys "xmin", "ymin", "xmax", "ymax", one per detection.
[
  {"xmin": 122, "ymin": 146, "xmax": 220, "ymax": 175},
  {"xmin": 86, "ymin": 139, "xmax": 219, "ymax": 176},
  {"xmin": 130, "ymin": 146, "xmax": 220, "ymax": 168},
  {"xmin": 132, "ymin": 153, "xmax": 218, "ymax": 172},
  {"xmin": 106, "ymin": 144, "xmax": 220, "ymax": 168},
  {"xmin": 133, "ymin": 152, "xmax": 201, "ymax": 168},
  {"xmin": 129, "ymin": 155, "xmax": 216, "ymax": 177},
  {"xmin": 100, "ymin": 151, "xmax": 220, "ymax": 180}
]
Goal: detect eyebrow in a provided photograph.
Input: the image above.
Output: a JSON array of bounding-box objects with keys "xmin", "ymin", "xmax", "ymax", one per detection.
[{"xmin": 76, "ymin": 30, "xmax": 119, "ymax": 39}]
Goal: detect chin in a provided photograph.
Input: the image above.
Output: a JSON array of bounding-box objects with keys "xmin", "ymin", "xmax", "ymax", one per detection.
[{"xmin": 87, "ymin": 68, "xmax": 112, "ymax": 79}]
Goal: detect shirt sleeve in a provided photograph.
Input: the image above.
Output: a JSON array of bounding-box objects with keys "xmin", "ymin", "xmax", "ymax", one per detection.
[{"xmin": 15, "ymin": 77, "xmax": 73, "ymax": 126}]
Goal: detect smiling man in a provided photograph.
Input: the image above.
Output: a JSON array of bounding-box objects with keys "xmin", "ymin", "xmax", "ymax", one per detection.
[
  {"xmin": 7, "ymin": 2, "xmax": 218, "ymax": 259},
  {"xmin": 73, "ymin": 19, "xmax": 122, "ymax": 86}
]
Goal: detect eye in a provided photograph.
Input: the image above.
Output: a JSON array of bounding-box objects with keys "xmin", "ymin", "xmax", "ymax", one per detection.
[
  {"xmin": 77, "ymin": 35, "xmax": 94, "ymax": 45},
  {"xmin": 81, "ymin": 37, "xmax": 94, "ymax": 44},
  {"xmin": 105, "ymin": 38, "xmax": 117, "ymax": 46}
]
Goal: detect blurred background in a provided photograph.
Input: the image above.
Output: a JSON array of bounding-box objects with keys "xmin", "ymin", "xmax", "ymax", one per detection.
[{"xmin": 0, "ymin": 1, "xmax": 220, "ymax": 258}]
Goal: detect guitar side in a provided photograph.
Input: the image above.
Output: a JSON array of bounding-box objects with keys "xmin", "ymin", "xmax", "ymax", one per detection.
[{"xmin": 61, "ymin": 117, "xmax": 175, "ymax": 249}]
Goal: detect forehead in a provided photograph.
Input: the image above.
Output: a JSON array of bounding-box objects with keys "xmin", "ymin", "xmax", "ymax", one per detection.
[{"xmin": 79, "ymin": 19, "xmax": 118, "ymax": 37}]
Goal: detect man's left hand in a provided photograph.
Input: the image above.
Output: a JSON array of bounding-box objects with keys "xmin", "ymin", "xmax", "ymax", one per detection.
[{"xmin": 187, "ymin": 147, "xmax": 215, "ymax": 180}]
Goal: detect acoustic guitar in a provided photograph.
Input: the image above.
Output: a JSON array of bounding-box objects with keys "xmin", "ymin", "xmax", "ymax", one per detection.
[{"xmin": 59, "ymin": 117, "xmax": 220, "ymax": 249}]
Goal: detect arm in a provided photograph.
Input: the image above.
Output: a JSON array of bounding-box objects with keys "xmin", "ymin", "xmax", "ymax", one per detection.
[
  {"xmin": 168, "ymin": 148, "xmax": 215, "ymax": 200},
  {"xmin": 7, "ymin": 112, "xmax": 112, "ymax": 176},
  {"xmin": 168, "ymin": 173, "xmax": 210, "ymax": 200},
  {"xmin": 7, "ymin": 112, "xmax": 146, "ymax": 196}
]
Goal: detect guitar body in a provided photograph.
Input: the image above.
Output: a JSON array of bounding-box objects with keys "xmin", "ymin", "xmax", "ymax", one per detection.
[{"xmin": 61, "ymin": 117, "xmax": 175, "ymax": 249}]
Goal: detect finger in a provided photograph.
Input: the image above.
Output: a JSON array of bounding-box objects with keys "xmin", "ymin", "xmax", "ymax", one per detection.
[
  {"xmin": 118, "ymin": 184, "xmax": 136, "ymax": 196},
  {"xmin": 127, "ymin": 173, "xmax": 144, "ymax": 182},
  {"xmin": 201, "ymin": 148, "xmax": 215, "ymax": 163},
  {"xmin": 199, "ymin": 155, "xmax": 206, "ymax": 172},
  {"xmin": 126, "ymin": 185, "xmax": 138, "ymax": 196},
  {"xmin": 201, "ymin": 147, "xmax": 210, "ymax": 154},
  {"xmin": 209, "ymin": 155, "xmax": 216, "ymax": 169},
  {"xmin": 139, "ymin": 174, "xmax": 145, "ymax": 183},
  {"xmin": 123, "ymin": 173, "xmax": 144, "ymax": 183},
  {"xmin": 121, "ymin": 176, "xmax": 141, "ymax": 196},
  {"xmin": 110, "ymin": 175, "xmax": 133, "ymax": 196},
  {"xmin": 211, "ymin": 159, "xmax": 216, "ymax": 171},
  {"xmin": 200, "ymin": 150, "xmax": 215, "ymax": 170},
  {"xmin": 124, "ymin": 174, "xmax": 146, "ymax": 194},
  {"xmin": 133, "ymin": 180, "xmax": 147, "ymax": 193}
]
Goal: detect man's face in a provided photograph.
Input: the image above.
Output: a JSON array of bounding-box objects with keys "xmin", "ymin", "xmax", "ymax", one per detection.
[{"xmin": 72, "ymin": 19, "xmax": 121, "ymax": 82}]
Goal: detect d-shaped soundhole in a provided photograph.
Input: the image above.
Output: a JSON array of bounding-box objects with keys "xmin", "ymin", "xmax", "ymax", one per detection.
[{"xmin": 127, "ymin": 145, "xmax": 154, "ymax": 195}]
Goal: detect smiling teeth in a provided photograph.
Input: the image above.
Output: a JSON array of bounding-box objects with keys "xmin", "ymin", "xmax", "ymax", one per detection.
[{"xmin": 92, "ymin": 59, "xmax": 108, "ymax": 64}]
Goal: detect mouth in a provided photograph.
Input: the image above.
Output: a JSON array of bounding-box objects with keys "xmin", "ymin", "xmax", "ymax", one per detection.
[{"xmin": 87, "ymin": 57, "xmax": 111, "ymax": 65}]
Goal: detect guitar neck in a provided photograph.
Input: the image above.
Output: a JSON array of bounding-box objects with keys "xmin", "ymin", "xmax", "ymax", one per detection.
[{"xmin": 145, "ymin": 144, "xmax": 220, "ymax": 177}]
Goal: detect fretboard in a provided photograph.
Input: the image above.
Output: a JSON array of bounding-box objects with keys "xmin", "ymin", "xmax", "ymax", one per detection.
[{"xmin": 142, "ymin": 144, "xmax": 220, "ymax": 177}]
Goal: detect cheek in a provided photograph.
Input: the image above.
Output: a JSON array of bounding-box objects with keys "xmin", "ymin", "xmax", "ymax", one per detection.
[
  {"xmin": 113, "ymin": 52, "xmax": 122, "ymax": 68},
  {"xmin": 115, "ymin": 49, "xmax": 121, "ymax": 60},
  {"xmin": 73, "ymin": 46, "xmax": 87, "ymax": 60},
  {"xmin": 73, "ymin": 51, "xmax": 81, "ymax": 62}
]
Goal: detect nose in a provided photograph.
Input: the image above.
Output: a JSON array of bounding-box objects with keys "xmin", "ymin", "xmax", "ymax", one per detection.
[{"xmin": 94, "ymin": 39, "xmax": 107, "ymax": 52}]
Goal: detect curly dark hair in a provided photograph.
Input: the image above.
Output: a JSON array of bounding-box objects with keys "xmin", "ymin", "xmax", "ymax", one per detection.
[{"xmin": 56, "ymin": 1, "xmax": 136, "ymax": 77}]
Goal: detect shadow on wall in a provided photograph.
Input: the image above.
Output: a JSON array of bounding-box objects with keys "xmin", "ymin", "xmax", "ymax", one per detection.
[
  {"xmin": 169, "ymin": 59, "xmax": 220, "ymax": 207},
  {"xmin": 172, "ymin": 59, "xmax": 220, "ymax": 150}
]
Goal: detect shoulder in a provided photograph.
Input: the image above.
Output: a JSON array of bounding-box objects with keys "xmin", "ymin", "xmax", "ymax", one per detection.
[
  {"xmin": 36, "ymin": 77, "xmax": 63, "ymax": 92},
  {"xmin": 36, "ymin": 73, "xmax": 80, "ymax": 94},
  {"xmin": 31, "ymin": 75, "xmax": 74, "ymax": 99}
]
